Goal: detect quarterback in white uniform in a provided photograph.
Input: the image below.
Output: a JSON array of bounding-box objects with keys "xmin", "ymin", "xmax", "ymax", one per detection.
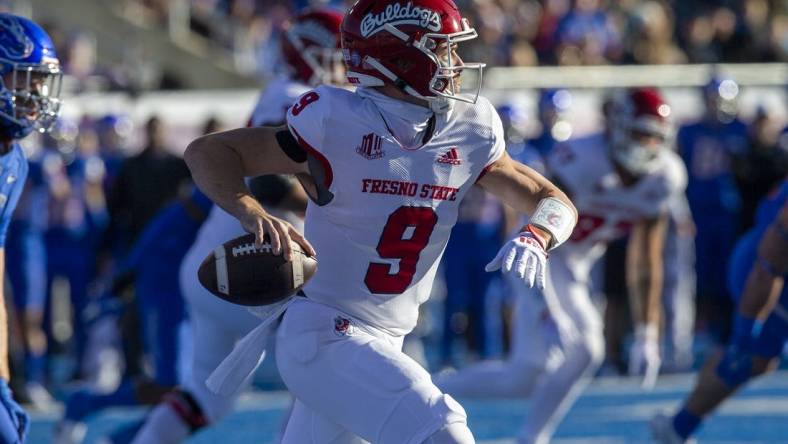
[
  {"xmin": 436, "ymin": 88, "xmax": 688, "ymax": 444},
  {"xmin": 185, "ymin": 0, "xmax": 576, "ymax": 442},
  {"xmin": 130, "ymin": 9, "xmax": 344, "ymax": 444}
]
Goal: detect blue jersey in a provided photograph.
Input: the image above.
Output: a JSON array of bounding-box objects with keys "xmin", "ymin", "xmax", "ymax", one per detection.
[
  {"xmin": 0, "ymin": 143, "xmax": 29, "ymax": 246},
  {"xmin": 677, "ymin": 118, "xmax": 748, "ymax": 214},
  {"xmin": 727, "ymin": 179, "xmax": 788, "ymax": 301}
]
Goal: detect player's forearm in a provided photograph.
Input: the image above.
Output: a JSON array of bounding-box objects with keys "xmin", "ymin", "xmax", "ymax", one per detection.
[
  {"xmin": 0, "ymin": 250, "xmax": 10, "ymax": 381},
  {"xmin": 510, "ymin": 159, "xmax": 575, "ymax": 216},
  {"xmin": 479, "ymin": 155, "xmax": 576, "ymax": 247}
]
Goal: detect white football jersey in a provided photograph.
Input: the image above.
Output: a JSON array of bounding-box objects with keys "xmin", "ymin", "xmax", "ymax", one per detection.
[
  {"xmin": 546, "ymin": 133, "xmax": 687, "ymax": 276},
  {"xmin": 249, "ymin": 75, "xmax": 310, "ymax": 127},
  {"xmin": 287, "ymin": 86, "xmax": 505, "ymax": 336}
]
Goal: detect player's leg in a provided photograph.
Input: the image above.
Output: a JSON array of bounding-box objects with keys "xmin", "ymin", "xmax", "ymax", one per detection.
[
  {"xmin": 131, "ymin": 275, "xmax": 261, "ymax": 444},
  {"xmin": 6, "ymin": 223, "xmax": 49, "ymax": 394},
  {"xmin": 518, "ymin": 257, "xmax": 605, "ymax": 444},
  {"xmin": 434, "ymin": 281, "xmax": 549, "ymax": 398},
  {"xmin": 662, "ymin": 220, "xmax": 696, "ymax": 371},
  {"xmin": 654, "ymin": 297, "xmax": 787, "ymax": 442},
  {"xmin": 277, "ymin": 298, "xmax": 473, "ymax": 444}
]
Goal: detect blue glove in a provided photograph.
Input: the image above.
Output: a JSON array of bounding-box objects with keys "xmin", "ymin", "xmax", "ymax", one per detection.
[{"xmin": 0, "ymin": 379, "xmax": 28, "ymax": 443}]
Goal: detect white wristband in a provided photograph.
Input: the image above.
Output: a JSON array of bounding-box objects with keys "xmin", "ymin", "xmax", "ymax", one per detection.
[{"xmin": 529, "ymin": 197, "xmax": 576, "ymax": 250}]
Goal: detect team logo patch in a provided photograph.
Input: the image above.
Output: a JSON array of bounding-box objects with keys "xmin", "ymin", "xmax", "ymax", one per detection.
[
  {"xmin": 360, "ymin": 2, "xmax": 442, "ymax": 38},
  {"xmin": 356, "ymin": 133, "xmax": 385, "ymax": 159},
  {"xmin": 334, "ymin": 316, "xmax": 355, "ymax": 336},
  {"xmin": 0, "ymin": 16, "xmax": 34, "ymax": 61},
  {"xmin": 436, "ymin": 148, "xmax": 461, "ymax": 165}
]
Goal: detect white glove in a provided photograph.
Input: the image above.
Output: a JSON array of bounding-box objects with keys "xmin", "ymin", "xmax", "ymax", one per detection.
[
  {"xmin": 628, "ymin": 324, "xmax": 661, "ymax": 390},
  {"xmin": 485, "ymin": 227, "xmax": 548, "ymax": 289}
]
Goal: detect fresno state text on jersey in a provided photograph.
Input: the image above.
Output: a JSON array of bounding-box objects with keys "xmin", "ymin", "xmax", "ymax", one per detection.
[{"xmin": 286, "ymin": 85, "xmax": 504, "ymax": 335}]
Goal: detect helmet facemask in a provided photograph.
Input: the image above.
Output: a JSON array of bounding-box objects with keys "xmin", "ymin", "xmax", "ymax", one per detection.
[
  {"xmin": 359, "ymin": 19, "xmax": 485, "ymax": 114},
  {"xmin": 611, "ymin": 124, "xmax": 669, "ymax": 177},
  {"xmin": 0, "ymin": 59, "xmax": 62, "ymax": 137},
  {"xmin": 285, "ymin": 27, "xmax": 345, "ymax": 86}
]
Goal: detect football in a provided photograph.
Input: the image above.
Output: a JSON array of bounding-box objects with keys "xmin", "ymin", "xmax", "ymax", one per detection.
[{"xmin": 197, "ymin": 233, "xmax": 317, "ymax": 306}]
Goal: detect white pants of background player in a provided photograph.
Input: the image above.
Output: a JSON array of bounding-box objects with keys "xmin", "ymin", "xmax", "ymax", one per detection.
[
  {"xmin": 435, "ymin": 250, "xmax": 605, "ymax": 444},
  {"xmin": 132, "ymin": 209, "xmax": 274, "ymax": 444},
  {"xmin": 662, "ymin": 215, "xmax": 696, "ymax": 371},
  {"xmin": 277, "ymin": 297, "xmax": 474, "ymax": 444}
]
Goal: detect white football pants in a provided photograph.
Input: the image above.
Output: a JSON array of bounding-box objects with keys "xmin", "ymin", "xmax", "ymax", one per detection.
[
  {"xmin": 277, "ymin": 297, "xmax": 473, "ymax": 444},
  {"xmin": 435, "ymin": 251, "xmax": 605, "ymax": 444}
]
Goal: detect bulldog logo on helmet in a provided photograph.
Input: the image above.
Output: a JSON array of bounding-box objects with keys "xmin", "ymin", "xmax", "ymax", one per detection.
[
  {"xmin": 360, "ymin": 2, "xmax": 442, "ymax": 37},
  {"xmin": 0, "ymin": 16, "xmax": 33, "ymax": 61}
]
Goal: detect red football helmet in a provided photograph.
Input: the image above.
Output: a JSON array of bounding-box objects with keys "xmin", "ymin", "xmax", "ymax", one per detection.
[
  {"xmin": 341, "ymin": 0, "xmax": 485, "ymax": 113},
  {"xmin": 609, "ymin": 87, "xmax": 673, "ymax": 176},
  {"xmin": 281, "ymin": 8, "xmax": 345, "ymax": 86}
]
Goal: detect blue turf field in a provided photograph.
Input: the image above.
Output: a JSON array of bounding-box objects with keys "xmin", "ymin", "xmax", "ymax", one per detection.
[{"xmin": 28, "ymin": 370, "xmax": 788, "ymax": 443}]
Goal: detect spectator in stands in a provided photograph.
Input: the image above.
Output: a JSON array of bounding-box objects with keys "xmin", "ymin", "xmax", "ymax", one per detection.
[
  {"xmin": 624, "ymin": 1, "xmax": 687, "ymax": 65},
  {"xmin": 554, "ymin": 0, "xmax": 622, "ymax": 65},
  {"xmin": 734, "ymin": 106, "xmax": 788, "ymax": 232},
  {"xmin": 105, "ymin": 115, "xmax": 191, "ymax": 254}
]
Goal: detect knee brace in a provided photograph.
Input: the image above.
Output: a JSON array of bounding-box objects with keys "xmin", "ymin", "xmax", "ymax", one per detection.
[
  {"xmin": 752, "ymin": 308, "xmax": 788, "ymax": 359},
  {"xmin": 163, "ymin": 389, "xmax": 208, "ymax": 432},
  {"xmin": 715, "ymin": 344, "xmax": 753, "ymax": 388}
]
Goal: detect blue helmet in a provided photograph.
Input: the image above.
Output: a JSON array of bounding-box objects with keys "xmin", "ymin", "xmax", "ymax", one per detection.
[
  {"xmin": 538, "ymin": 89, "xmax": 571, "ymax": 118},
  {"xmin": 537, "ymin": 89, "xmax": 572, "ymax": 142},
  {"xmin": 702, "ymin": 74, "xmax": 739, "ymax": 122},
  {"xmin": 0, "ymin": 14, "xmax": 62, "ymax": 139}
]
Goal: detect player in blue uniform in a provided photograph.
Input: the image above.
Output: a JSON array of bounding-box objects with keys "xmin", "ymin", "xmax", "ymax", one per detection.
[
  {"xmin": 54, "ymin": 185, "xmax": 213, "ymax": 444},
  {"xmin": 651, "ymin": 178, "xmax": 788, "ymax": 443},
  {"xmin": 5, "ymin": 154, "xmax": 49, "ymax": 406},
  {"xmin": 677, "ymin": 75, "xmax": 749, "ymax": 341},
  {"xmin": 42, "ymin": 120, "xmax": 109, "ymax": 382},
  {"xmin": 0, "ymin": 12, "xmax": 63, "ymax": 443}
]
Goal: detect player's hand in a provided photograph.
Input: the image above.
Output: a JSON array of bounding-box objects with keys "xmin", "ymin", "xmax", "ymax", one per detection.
[
  {"xmin": 628, "ymin": 325, "xmax": 661, "ymax": 390},
  {"xmin": 485, "ymin": 226, "xmax": 548, "ymax": 289},
  {"xmin": 0, "ymin": 379, "xmax": 28, "ymax": 443},
  {"xmin": 237, "ymin": 204, "xmax": 315, "ymax": 261}
]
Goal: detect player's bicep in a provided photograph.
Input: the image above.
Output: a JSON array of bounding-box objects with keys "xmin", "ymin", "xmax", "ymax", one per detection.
[{"xmin": 189, "ymin": 126, "xmax": 309, "ymax": 178}]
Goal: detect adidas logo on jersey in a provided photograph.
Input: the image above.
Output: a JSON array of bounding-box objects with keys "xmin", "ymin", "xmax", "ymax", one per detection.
[
  {"xmin": 356, "ymin": 133, "xmax": 385, "ymax": 159},
  {"xmin": 436, "ymin": 148, "xmax": 461, "ymax": 165}
]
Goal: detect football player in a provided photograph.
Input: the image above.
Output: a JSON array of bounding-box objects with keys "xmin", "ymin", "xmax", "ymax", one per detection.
[
  {"xmin": 435, "ymin": 88, "xmax": 687, "ymax": 444},
  {"xmin": 0, "ymin": 12, "xmax": 63, "ymax": 443},
  {"xmin": 678, "ymin": 75, "xmax": 749, "ymax": 342},
  {"xmin": 651, "ymin": 177, "xmax": 788, "ymax": 443},
  {"xmin": 185, "ymin": 0, "xmax": 576, "ymax": 442},
  {"xmin": 125, "ymin": 8, "xmax": 345, "ymax": 444}
]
